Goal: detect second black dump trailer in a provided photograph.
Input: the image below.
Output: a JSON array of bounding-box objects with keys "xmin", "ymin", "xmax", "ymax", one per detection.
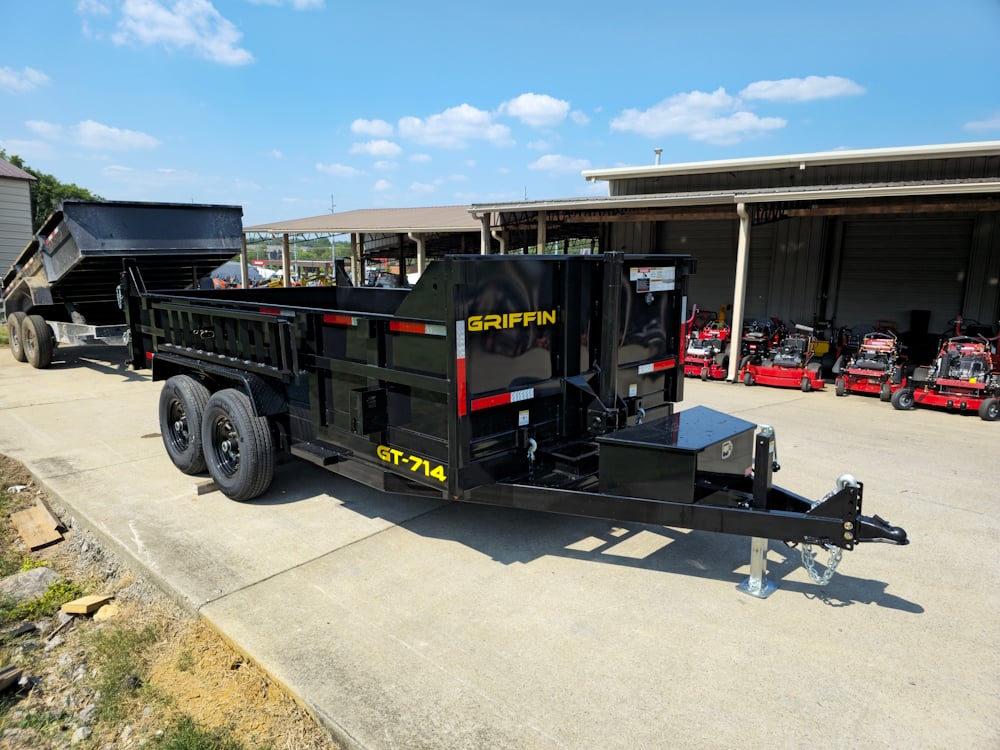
[{"xmin": 121, "ymin": 249, "xmax": 908, "ymax": 596}]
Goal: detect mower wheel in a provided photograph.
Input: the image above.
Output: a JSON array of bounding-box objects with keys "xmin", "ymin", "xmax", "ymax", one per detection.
[
  {"xmin": 800, "ymin": 377, "xmax": 812, "ymax": 393},
  {"xmin": 743, "ymin": 371, "xmax": 753, "ymax": 386},
  {"xmin": 879, "ymin": 382, "xmax": 892, "ymax": 402},
  {"xmin": 835, "ymin": 377, "xmax": 847, "ymax": 397},
  {"xmin": 701, "ymin": 367, "xmax": 709, "ymax": 381},
  {"xmin": 978, "ymin": 398, "xmax": 1000, "ymax": 422},
  {"xmin": 891, "ymin": 387, "xmax": 915, "ymax": 411}
]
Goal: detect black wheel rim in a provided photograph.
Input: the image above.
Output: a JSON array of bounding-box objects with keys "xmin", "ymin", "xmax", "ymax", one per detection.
[
  {"xmin": 211, "ymin": 414, "xmax": 240, "ymax": 477},
  {"xmin": 167, "ymin": 398, "xmax": 192, "ymax": 453}
]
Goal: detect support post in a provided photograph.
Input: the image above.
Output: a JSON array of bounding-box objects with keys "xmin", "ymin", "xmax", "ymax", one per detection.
[
  {"xmin": 728, "ymin": 203, "xmax": 752, "ymax": 381},
  {"xmin": 737, "ymin": 425, "xmax": 778, "ymax": 598},
  {"xmin": 281, "ymin": 233, "xmax": 291, "ymax": 288},
  {"xmin": 239, "ymin": 234, "xmax": 249, "ymax": 288}
]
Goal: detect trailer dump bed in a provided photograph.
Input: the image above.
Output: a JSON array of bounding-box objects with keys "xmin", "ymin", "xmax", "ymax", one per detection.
[
  {"xmin": 3, "ymin": 200, "xmax": 243, "ymax": 368},
  {"xmin": 122, "ymin": 251, "xmax": 907, "ymax": 595}
]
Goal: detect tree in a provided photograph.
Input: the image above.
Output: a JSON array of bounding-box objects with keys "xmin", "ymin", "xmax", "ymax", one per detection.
[{"xmin": 0, "ymin": 149, "xmax": 103, "ymax": 232}]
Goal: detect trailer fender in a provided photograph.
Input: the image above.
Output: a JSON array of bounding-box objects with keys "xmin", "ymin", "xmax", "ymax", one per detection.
[{"xmin": 151, "ymin": 353, "xmax": 287, "ymax": 417}]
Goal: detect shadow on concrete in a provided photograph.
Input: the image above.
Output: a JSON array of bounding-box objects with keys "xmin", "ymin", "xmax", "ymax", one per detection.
[
  {"xmin": 254, "ymin": 464, "xmax": 923, "ymax": 613},
  {"xmin": 44, "ymin": 345, "xmax": 148, "ymax": 383}
]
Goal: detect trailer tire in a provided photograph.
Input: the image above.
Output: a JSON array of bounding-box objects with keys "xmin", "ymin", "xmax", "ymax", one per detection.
[
  {"xmin": 891, "ymin": 387, "xmax": 915, "ymax": 411},
  {"xmin": 159, "ymin": 376, "xmax": 211, "ymax": 475},
  {"xmin": 879, "ymin": 382, "xmax": 892, "ymax": 402},
  {"xmin": 978, "ymin": 398, "xmax": 1000, "ymax": 422},
  {"xmin": 835, "ymin": 377, "xmax": 847, "ymax": 397},
  {"xmin": 202, "ymin": 388, "xmax": 274, "ymax": 502},
  {"xmin": 7, "ymin": 312, "xmax": 27, "ymax": 363},
  {"xmin": 22, "ymin": 314, "xmax": 54, "ymax": 369}
]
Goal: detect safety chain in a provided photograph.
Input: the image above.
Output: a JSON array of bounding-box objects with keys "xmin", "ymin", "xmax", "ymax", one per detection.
[{"xmin": 800, "ymin": 543, "xmax": 843, "ymax": 586}]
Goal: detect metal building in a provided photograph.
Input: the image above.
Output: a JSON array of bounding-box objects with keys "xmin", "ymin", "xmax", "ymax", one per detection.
[{"xmin": 0, "ymin": 158, "xmax": 34, "ymax": 281}]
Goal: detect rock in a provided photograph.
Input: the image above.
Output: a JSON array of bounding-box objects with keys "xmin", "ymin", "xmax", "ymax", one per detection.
[
  {"xmin": 0, "ymin": 567, "xmax": 60, "ymax": 601},
  {"xmin": 72, "ymin": 725, "xmax": 93, "ymax": 744},
  {"xmin": 79, "ymin": 703, "xmax": 98, "ymax": 723},
  {"xmin": 93, "ymin": 602, "xmax": 120, "ymax": 622}
]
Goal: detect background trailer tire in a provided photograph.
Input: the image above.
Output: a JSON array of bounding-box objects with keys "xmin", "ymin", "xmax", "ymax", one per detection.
[
  {"xmin": 7, "ymin": 312, "xmax": 27, "ymax": 363},
  {"xmin": 201, "ymin": 389, "xmax": 274, "ymax": 502},
  {"xmin": 159, "ymin": 375, "xmax": 211, "ymax": 475},
  {"xmin": 22, "ymin": 314, "xmax": 54, "ymax": 369}
]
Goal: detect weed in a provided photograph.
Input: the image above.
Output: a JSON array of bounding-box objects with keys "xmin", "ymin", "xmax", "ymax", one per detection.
[
  {"xmin": 0, "ymin": 579, "xmax": 84, "ymax": 623},
  {"xmin": 176, "ymin": 649, "xmax": 194, "ymax": 672},
  {"xmin": 0, "ymin": 323, "xmax": 8, "ymax": 348}
]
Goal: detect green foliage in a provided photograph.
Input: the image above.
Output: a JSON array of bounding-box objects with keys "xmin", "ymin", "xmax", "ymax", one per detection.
[
  {"xmin": 156, "ymin": 715, "xmax": 253, "ymax": 750},
  {"xmin": 86, "ymin": 623, "xmax": 159, "ymax": 722},
  {"xmin": 0, "ymin": 149, "xmax": 103, "ymax": 232},
  {"xmin": 0, "ymin": 579, "xmax": 84, "ymax": 622}
]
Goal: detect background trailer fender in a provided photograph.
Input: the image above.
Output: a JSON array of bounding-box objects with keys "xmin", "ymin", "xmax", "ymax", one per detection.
[{"xmin": 122, "ymin": 251, "xmax": 907, "ymax": 597}]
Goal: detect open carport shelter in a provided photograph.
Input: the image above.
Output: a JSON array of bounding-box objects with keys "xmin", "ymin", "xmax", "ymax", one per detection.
[{"xmin": 245, "ymin": 140, "xmax": 1000, "ymax": 377}]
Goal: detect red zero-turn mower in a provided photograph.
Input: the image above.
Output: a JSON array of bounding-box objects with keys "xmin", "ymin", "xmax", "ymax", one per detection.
[
  {"xmin": 684, "ymin": 318, "xmax": 732, "ymax": 380},
  {"xmin": 891, "ymin": 321, "xmax": 1000, "ymax": 420},
  {"xmin": 740, "ymin": 323, "xmax": 826, "ymax": 392},
  {"xmin": 834, "ymin": 330, "xmax": 907, "ymax": 400}
]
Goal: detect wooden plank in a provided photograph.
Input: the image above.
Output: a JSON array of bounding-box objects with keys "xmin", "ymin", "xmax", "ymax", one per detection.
[
  {"xmin": 10, "ymin": 506, "xmax": 63, "ymax": 550},
  {"xmin": 60, "ymin": 594, "xmax": 113, "ymax": 615},
  {"xmin": 0, "ymin": 666, "xmax": 23, "ymax": 693}
]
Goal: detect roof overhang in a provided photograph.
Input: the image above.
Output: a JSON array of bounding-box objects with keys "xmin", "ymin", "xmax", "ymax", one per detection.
[
  {"xmin": 244, "ymin": 205, "xmax": 480, "ymax": 236},
  {"xmin": 580, "ymin": 141, "xmax": 1000, "ymax": 183}
]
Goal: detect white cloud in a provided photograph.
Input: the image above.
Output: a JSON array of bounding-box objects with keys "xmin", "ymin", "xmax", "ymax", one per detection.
[
  {"xmin": 374, "ymin": 160, "xmax": 398, "ymax": 171},
  {"xmin": 0, "ymin": 66, "xmax": 51, "ymax": 93},
  {"xmin": 964, "ymin": 115, "xmax": 1000, "ymax": 132},
  {"xmin": 25, "ymin": 120, "xmax": 64, "ymax": 138},
  {"xmin": 246, "ymin": 0, "xmax": 324, "ymax": 8},
  {"xmin": 112, "ymin": 0, "xmax": 253, "ymax": 66},
  {"xmin": 528, "ymin": 154, "xmax": 591, "ymax": 173},
  {"xmin": 270, "ymin": 149, "xmax": 284, "ymax": 159},
  {"xmin": 740, "ymin": 75, "xmax": 865, "ymax": 102},
  {"xmin": 398, "ymin": 104, "xmax": 513, "ymax": 149},
  {"xmin": 611, "ymin": 88, "xmax": 785, "ymax": 145},
  {"xmin": 350, "ymin": 139, "xmax": 403, "ymax": 157},
  {"xmin": 527, "ymin": 139, "xmax": 551, "ymax": 152},
  {"xmin": 408, "ymin": 153, "xmax": 432, "ymax": 163},
  {"xmin": 75, "ymin": 119, "xmax": 161, "ymax": 150},
  {"xmin": 374, "ymin": 179, "xmax": 392, "ymax": 191},
  {"xmin": 0, "ymin": 138, "xmax": 56, "ymax": 161},
  {"xmin": 315, "ymin": 162, "xmax": 362, "ymax": 177},
  {"xmin": 500, "ymin": 93, "xmax": 570, "ymax": 128},
  {"xmin": 351, "ymin": 118, "xmax": 394, "ymax": 137},
  {"xmin": 570, "ymin": 110, "xmax": 590, "ymax": 126},
  {"xmin": 77, "ymin": 0, "xmax": 111, "ymax": 13}
]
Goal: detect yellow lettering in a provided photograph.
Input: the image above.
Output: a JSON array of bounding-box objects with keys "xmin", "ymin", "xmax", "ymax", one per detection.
[
  {"xmin": 467, "ymin": 315, "xmax": 482, "ymax": 332},
  {"xmin": 540, "ymin": 310, "xmax": 556, "ymax": 326},
  {"xmin": 483, "ymin": 314, "xmax": 502, "ymax": 331},
  {"xmin": 466, "ymin": 309, "xmax": 557, "ymax": 332},
  {"xmin": 376, "ymin": 445, "xmax": 391, "ymax": 461}
]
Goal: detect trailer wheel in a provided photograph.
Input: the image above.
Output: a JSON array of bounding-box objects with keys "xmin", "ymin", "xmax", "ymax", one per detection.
[
  {"xmin": 978, "ymin": 398, "xmax": 1000, "ymax": 422},
  {"xmin": 891, "ymin": 387, "xmax": 915, "ymax": 411},
  {"xmin": 835, "ymin": 377, "xmax": 847, "ymax": 397},
  {"xmin": 879, "ymin": 382, "xmax": 892, "ymax": 402},
  {"xmin": 6, "ymin": 312, "xmax": 27, "ymax": 363},
  {"xmin": 159, "ymin": 376, "xmax": 211, "ymax": 474},
  {"xmin": 202, "ymin": 388, "xmax": 274, "ymax": 501},
  {"xmin": 22, "ymin": 314, "xmax": 54, "ymax": 369}
]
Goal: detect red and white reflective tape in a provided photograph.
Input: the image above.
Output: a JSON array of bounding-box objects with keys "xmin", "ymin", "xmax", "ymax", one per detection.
[
  {"xmin": 471, "ymin": 387, "xmax": 535, "ymax": 412},
  {"xmin": 390, "ymin": 320, "xmax": 447, "ymax": 336},
  {"xmin": 323, "ymin": 313, "xmax": 358, "ymax": 326},
  {"xmin": 258, "ymin": 306, "xmax": 285, "ymax": 316},
  {"xmin": 637, "ymin": 357, "xmax": 677, "ymax": 375},
  {"xmin": 456, "ymin": 321, "xmax": 467, "ymax": 417}
]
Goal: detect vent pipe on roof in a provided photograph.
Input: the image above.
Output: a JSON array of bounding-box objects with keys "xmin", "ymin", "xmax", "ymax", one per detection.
[{"xmin": 654, "ymin": 148, "xmax": 663, "ymax": 165}]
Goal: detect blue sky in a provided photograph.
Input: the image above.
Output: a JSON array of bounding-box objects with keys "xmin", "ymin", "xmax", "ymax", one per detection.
[{"xmin": 2, "ymin": 0, "xmax": 999, "ymax": 227}]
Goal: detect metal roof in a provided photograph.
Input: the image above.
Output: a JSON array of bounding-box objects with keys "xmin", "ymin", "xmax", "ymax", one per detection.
[
  {"xmin": 244, "ymin": 205, "xmax": 480, "ymax": 235},
  {"xmin": 0, "ymin": 159, "xmax": 35, "ymax": 181},
  {"xmin": 580, "ymin": 140, "xmax": 1000, "ymax": 182},
  {"xmin": 469, "ymin": 178, "xmax": 1000, "ymax": 216}
]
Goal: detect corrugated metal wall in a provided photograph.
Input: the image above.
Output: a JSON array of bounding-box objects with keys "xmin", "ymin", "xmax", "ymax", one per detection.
[
  {"xmin": 832, "ymin": 217, "xmax": 974, "ymax": 333},
  {"xmin": 0, "ymin": 180, "xmax": 32, "ymax": 277}
]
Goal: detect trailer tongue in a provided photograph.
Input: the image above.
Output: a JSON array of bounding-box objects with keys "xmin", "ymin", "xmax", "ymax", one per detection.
[{"xmin": 122, "ymin": 249, "xmax": 907, "ymax": 597}]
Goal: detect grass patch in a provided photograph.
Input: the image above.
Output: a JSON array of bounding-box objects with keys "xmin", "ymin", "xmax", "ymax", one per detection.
[
  {"xmin": 157, "ymin": 715, "xmax": 254, "ymax": 750},
  {"xmin": 86, "ymin": 623, "xmax": 160, "ymax": 723},
  {"xmin": 0, "ymin": 323, "xmax": 8, "ymax": 348}
]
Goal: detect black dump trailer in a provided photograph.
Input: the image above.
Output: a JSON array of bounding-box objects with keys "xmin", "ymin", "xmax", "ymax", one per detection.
[
  {"xmin": 3, "ymin": 200, "xmax": 242, "ymax": 368},
  {"xmin": 121, "ymin": 251, "xmax": 907, "ymax": 596}
]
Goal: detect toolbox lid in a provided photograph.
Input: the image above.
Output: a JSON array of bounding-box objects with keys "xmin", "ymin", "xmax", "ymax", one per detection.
[{"xmin": 597, "ymin": 406, "xmax": 756, "ymax": 454}]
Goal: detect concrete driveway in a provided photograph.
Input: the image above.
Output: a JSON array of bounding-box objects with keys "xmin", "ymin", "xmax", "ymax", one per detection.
[{"xmin": 0, "ymin": 345, "xmax": 996, "ymax": 749}]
